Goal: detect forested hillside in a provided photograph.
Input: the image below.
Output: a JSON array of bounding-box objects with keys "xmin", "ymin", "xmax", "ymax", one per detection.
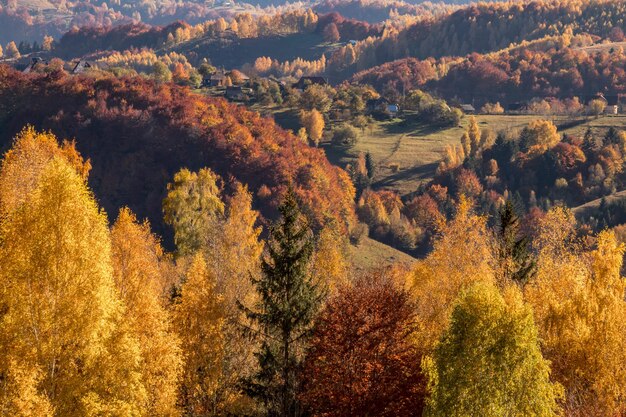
[
  {"xmin": 351, "ymin": 33, "xmax": 626, "ymax": 102},
  {"xmin": 2, "ymin": 0, "xmax": 626, "ymax": 416},
  {"xmin": 0, "ymin": 65, "xmax": 356, "ymax": 240},
  {"xmin": 328, "ymin": 0, "xmax": 626, "ymax": 79}
]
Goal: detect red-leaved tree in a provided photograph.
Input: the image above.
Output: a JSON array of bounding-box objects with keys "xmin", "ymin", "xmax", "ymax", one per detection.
[{"xmin": 301, "ymin": 270, "xmax": 426, "ymax": 417}]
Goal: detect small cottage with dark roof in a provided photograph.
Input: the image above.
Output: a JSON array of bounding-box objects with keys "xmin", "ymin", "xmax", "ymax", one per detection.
[
  {"xmin": 366, "ymin": 97, "xmax": 399, "ymax": 118},
  {"xmin": 292, "ymin": 76, "xmax": 328, "ymax": 90},
  {"xmin": 202, "ymin": 71, "xmax": 228, "ymax": 87},
  {"xmin": 23, "ymin": 57, "xmax": 47, "ymax": 74},
  {"xmin": 72, "ymin": 60, "xmax": 92, "ymax": 74},
  {"xmin": 460, "ymin": 104, "xmax": 476, "ymax": 114},
  {"xmin": 225, "ymin": 86, "xmax": 245, "ymax": 101}
]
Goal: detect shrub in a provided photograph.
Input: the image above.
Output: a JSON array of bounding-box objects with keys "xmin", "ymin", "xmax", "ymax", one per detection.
[
  {"xmin": 350, "ymin": 222, "xmax": 369, "ymax": 245},
  {"xmin": 331, "ymin": 124, "xmax": 359, "ymax": 147}
]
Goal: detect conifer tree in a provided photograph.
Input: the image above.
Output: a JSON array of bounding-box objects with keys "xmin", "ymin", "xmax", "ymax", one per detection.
[
  {"xmin": 582, "ymin": 127, "xmax": 596, "ymax": 153},
  {"xmin": 241, "ymin": 189, "xmax": 323, "ymax": 417},
  {"xmin": 603, "ymin": 126, "xmax": 621, "ymax": 146},
  {"xmin": 495, "ymin": 200, "xmax": 536, "ymax": 285},
  {"xmin": 365, "ymin": 151, "xmax": 375, "ymax": 180}
]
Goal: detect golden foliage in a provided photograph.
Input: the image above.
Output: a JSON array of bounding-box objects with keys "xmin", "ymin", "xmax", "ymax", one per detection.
[
  {"xmin": 410, "ymin": 197, "xmax": 495, "ymax": 351},
  {"xmin": 299, "ymin": 109, "xmax": 325, "ymax": 146},
  {"xmin": 0, "ymin": 359, "xmax": 54, "ymax": 417},
  {"xmin": 311, "ymin": 222, "xmax": 350, "ymax": 295},
  {"xmin": 0, "ymin": 157, "xmax": 146, "ymax": 415},
  {"xmin": 175, "ymin": 254, "xmax": 226, "ymax": 415},
  {"xmin": 0, "ymin": 126, "xmax": 90, "ymax": 215},
  {"xmin": 526, "ymin": 222, "xmax": 626, "ymax": 416},
  {"xmin": 111, "ymin": 208, "xmax": 183, "ymax": 416},
  {"xmin": 163, "ymin": 168, "xmax": 224, "ymax": 256},
  {"xmin": 425, "ymin": 283, "xmax": 562, "ymax": 417}
]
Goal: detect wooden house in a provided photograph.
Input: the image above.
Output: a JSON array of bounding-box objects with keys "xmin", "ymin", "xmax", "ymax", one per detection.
[{"xmin": 292, "ymin": 76, "xmax": 328, "ymax": 90}]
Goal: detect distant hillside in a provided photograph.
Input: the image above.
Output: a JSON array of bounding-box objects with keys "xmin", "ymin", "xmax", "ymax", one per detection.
[
  {"xmin": 350, "ymin": 33, "xmax": 626, "ymax": 104},
  {"xmin": 55, "ymin": 22, "xmax": 186, "ymax": 59},
  {"xmin": 52, "ymin": 10, "xmax": 380, "ymax": 71},
  {"xmin": 0, "ymin": 0, "xmax": 237, "ymax": 44},
  {"xmin": 327, "ymin": 0, "xmax": 626, "ymax": 80},
  {"xmin": 171, "ymin": 31, "xmax": 328, "ymax": 68}
]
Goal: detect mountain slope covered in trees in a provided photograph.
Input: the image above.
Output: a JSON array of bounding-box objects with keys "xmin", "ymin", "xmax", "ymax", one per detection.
[{"xmin": 0, "ymin": 65, "xmax": 356, "ymax": 241}]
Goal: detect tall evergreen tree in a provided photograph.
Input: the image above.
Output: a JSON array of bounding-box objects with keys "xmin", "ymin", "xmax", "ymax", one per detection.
[
  {"xmin": 603, "ymin": 126, "xmax": 621, "ymax": 146},
  {"xmin": 241, "ymin": 189, "xmax": 323, "ymax": 417},
  {"xmin": 495, "ymin": 200, "xmax": 535, "ymax": 285},
  {"xmin": 365, "ymin": 151, "xmax": 375, "ymax": 180},
  {"xmin": 582, "ymin": 127, "xmax": 596, "ymax": 153}
]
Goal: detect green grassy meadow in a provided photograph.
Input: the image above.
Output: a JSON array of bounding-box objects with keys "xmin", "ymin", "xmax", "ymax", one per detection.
[{"xmin": 323, "ymin": 114, "xmax": 626, "ymax": 197}]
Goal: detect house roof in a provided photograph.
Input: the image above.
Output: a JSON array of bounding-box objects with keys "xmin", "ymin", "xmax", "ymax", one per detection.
[
  {"xmin": 292, "ymin": 76, "xmax": 328, "ymax": 89},
  {"xmin": 460, "ymin": 104, "xmax": 476, "ymax": 112},
  {"xmin": 23, "ymin": 57, "xmax": 45, "ymax": 74},
  {"xmin": 72, "ymin": 60, "xmax": 91, "ymax": 74},
  {"xmin": 300, "ymin": 76, "xmax": 326, "ymax": 83}
]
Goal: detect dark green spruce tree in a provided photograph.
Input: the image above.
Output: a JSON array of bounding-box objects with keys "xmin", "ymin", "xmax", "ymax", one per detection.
[
  {"xmin": 582, "ymin": 127, "xmax": 597, "ymax": 153},
  {"xmin": 365, "ymin": 151, "xmax": 375, "ymax": 180},
  {"xmin": 495, "ymin": 200, "xmax": 536, "ymax": 286},
  {"xmin": 603, "ymin": 126, "xmax": 621, "ymax": 146},
  {"xmin": 241, "ymin": 189, "xmax": 323, "ymax": 417}
]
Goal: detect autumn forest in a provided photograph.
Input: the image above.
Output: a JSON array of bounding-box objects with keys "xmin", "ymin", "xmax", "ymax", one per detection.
[{"xmin": 1, "ymin": 0, "xmax": 626, "ymax": 416}]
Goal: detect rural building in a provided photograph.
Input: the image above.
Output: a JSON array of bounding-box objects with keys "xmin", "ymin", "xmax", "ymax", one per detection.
[
  {"xmin": 366, "ymin": 97, "xmax": 399, "ymax": 118},
  {"xmin": 203, "ymin": 70, "xmax": 250, "ymax": 88},
  {"xmin": 227, "ymin": 70, "xmax": 250, "ymax": 85},
  {"xmin": 71, "ymin": 60, "xmax": 91, "ymax": 74},
  {"xmin": 507, "ymin": 102, "xmax": 526, "ymax": 112},
  {"xmin": 22, "ymin": 57, "xmax": 47, "ymax": 74},
  {"xmin": 460, "ymin": 104, "xmax": 476, "ymax": 114},
  {"xmin": 292, "ymin": 76, "xmax": 328, "ymax": 90},
  {"xmin": 225, "ymin": 86, "xmax": 245, "ymax": 101},
  {"xmin": 605, "ymin": 95, "xmax": 619, "ymax": 114},
  {"xmin": 207, "ymin": 72, "xmax": 227, "ymax": 87}
]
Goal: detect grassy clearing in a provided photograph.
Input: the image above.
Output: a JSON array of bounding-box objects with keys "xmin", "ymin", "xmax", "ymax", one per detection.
[
  {"xmin": 574, "ymin": 41, "xmax": 626, "ymax": 53},
  {"xmin": 323, "ymin": 114, "xmax": 626, "ymax": 197},
  {"xmin": 18, "ymin": 0, "xmax": 55, "ymax": 10},
  {"xmin": 572, "ymin": 189, "xmax": 626, "ymax": 218},
  {"xmin": 348, "ymin": 236, "xmax": 416, "ymax": 272}
]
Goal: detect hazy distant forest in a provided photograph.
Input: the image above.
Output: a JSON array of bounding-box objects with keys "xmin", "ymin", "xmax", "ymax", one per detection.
[{"xmin": 1, "ymin": 0, "xmax": 626, "ymax": 416}]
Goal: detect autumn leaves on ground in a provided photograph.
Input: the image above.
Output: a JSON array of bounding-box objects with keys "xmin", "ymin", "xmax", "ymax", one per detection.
[{"xmin": 0, "ymin": 126, "xmax": 624, "ymax": 417}]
